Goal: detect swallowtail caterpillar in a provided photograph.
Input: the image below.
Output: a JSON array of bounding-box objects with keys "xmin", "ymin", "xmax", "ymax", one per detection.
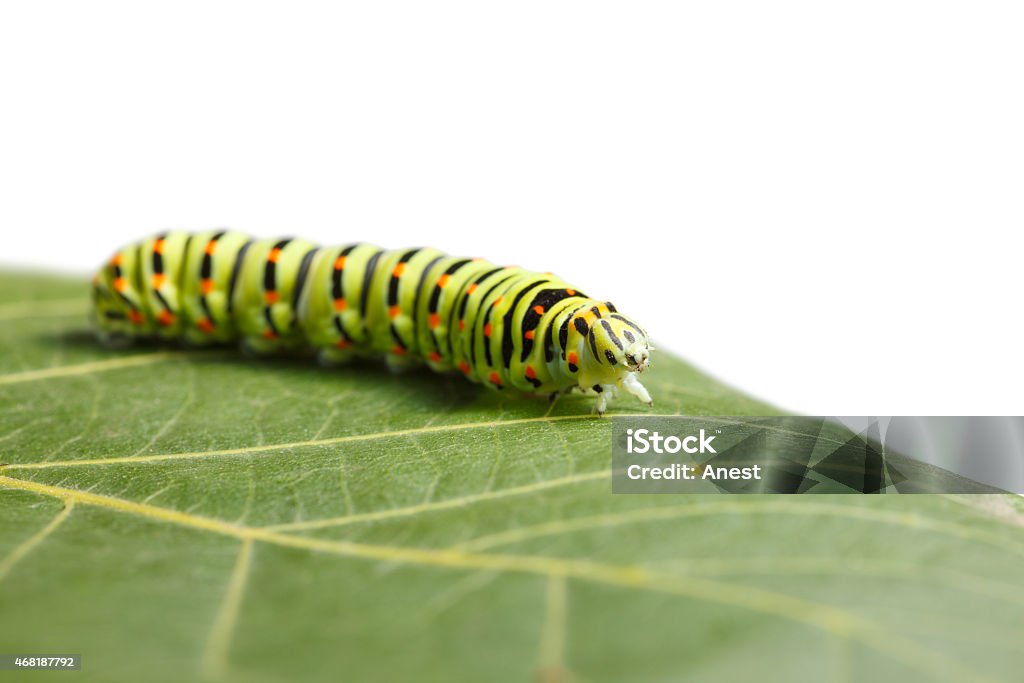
[{"xmin": 91, "ymin": 231, "xmax": 654, "ymax": 414}]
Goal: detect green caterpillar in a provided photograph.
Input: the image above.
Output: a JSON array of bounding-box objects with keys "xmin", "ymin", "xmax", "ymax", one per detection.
[{"xmin": 91, "ymin": 231, "xmax": 654, "ymax": 413}]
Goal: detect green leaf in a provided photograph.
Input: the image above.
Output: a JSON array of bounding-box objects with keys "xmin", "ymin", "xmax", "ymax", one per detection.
[{"xmin": 1, "ymin": 270, "xmax": 1021, "ymax": 683}]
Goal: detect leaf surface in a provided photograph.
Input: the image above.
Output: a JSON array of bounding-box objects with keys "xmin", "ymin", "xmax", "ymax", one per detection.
[{"xmin": 0, "ymin": 271, "xmax": 1021, "ymax": 683}]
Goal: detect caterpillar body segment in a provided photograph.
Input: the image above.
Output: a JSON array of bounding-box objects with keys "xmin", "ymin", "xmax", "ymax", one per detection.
[{"xmin": 91, "ymin": 230, "xmax": 654, "ymax": 413}]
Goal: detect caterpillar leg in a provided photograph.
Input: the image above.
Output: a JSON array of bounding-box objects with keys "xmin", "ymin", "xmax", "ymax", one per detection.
[
  {"xmin": 317, "ymin": 347, "xmax": 356, "ymax": 367},
  {"xmin": 589, "ymin": 383, "xmax": 619, "ymax": 416},
  {"xmin": 622, "ymin": 372, "xmax": 653, "ymax": 407},
  {"xmin": 384, "ymin": 351, "xmax": 421, "ymax": 374},
  {"xmin": 239, "ymin": 336, "xmax": 280, "ymax": 357},
  {"xmin": 95, "ymin": 329, "xmax": 134, "ymax": 349}
]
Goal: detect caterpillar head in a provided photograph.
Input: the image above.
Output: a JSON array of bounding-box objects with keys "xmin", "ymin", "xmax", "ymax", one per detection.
[
  {"xmin": 589, "ymin": 310, "xmax": 652, "ymax": 374},
  {"xmin": 572, "ymin": 304, "xmax": 653, "ymax": 413}
]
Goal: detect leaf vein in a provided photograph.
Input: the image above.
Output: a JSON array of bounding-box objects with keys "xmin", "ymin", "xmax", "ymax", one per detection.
[{"xmin": 0, "ymin": 475, "xmax": 1001, "ymax": 683}]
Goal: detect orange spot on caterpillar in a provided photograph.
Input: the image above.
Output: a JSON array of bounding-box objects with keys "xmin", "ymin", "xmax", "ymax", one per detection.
[
  {"xmin": 428, "ymin": 351, "xmax": 442, "ymax": 363},
  {"xmin": 262, "ymin": 329, "xmax": 277, "ymax": 340},
  {"xmin": 114, "ymin": 277, "xmax": 127, "ymax": 292},
  {"xmin": 524, "ymin": 329, "xmax": 535, "ymax": 340},
  {"xmin": 458, "ymin": 361, "xmax": 471, "ymax": 374},
  {"xmin": 492, "ymin": 295, "xmax": 503, "ymax": 307},
  {"xmin": 458, "ymin": 319, "xmax": 465, "ymax": 331},
  {"xmin": 429, "ymin": 313, "xmax": 440, "ymax": 329},
  {"xmin": 205, "ymin": 240, "xmax": 218, "ymax": 255},
  {"xmin": 392, "ymin": 263, "xmax": 406, "ymax": 278},
  {"xmin": 128, "ymin": 310, "xmax": 144, "ymax": 325},
  {"xmin": 268, "ymin": 247, "xmax": 281, "ymax": 263},
  {"xmin": 335, "ymin": 339, "xmax": 352, "ymax": 349},
  {"xmin": 391, "ymin": 345, "xmax": 407, "ymax": 356},
  {"xmin": 533, "ymin": 305, "xmax": 545, "ymax": 315},
  {"xmin": 565, "ymin": 289, "xmax": 576, "ymax": 296},
  {"xmin": 525, "ymin": 365, "xmax": 537, "ymax": 379},
  {"xmin": 568, "ymin": 351, "xmax": 579, "ymax": 365},
  {"xmin": 265, "ymin": 290, "xmax": 279, "ymax": 305},
  {"xmin": 437, "ymin": 274, "xmax": 450, "ymax": 288},
  {"xmin": 111, "ymin": 253, "xmax": 123, "ymax": 266},
  {"xmin": 201, "ymin": 278, "xmax": 215, "ymax": 294},
  {"xmin": 197, "ymin": 317, "xmax": 215, "ymax": 333},
  {"xmin": 334, "ymin": 255, "xmax": 346, "ymax": 270},
  {"xmin": 483, "ymin": 323, "xmax": 492, "ymax": 337},
  {"xmin": 151, "ymin": 273, "xmax": 165, "ymax": 288},
  {"xmin": 333, "ymin": 298, "xmax": 347, "ymax": 312},
  {"xmin": 467, "ymin": 283, "xmax": 478, "ymax": 295},
  {"xmin": 488, "ymin": 371, "xmax": 502, "ymax": 386},
  {"xmin": 157, "ymin": 310, "xmax": 175, "ymax": 326},
  {"xmin": 153, "ymin": 238, "xmax": 165, "ymax": 254},
  {"xmin": 388, "ymin": 305, "xmax": 400, "ymax": 319}
]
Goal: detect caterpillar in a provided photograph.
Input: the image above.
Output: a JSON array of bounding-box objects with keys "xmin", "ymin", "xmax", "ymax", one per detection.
[{"xmin": 90, "ymin": 231, "xmax": 654, "ymax": 414}]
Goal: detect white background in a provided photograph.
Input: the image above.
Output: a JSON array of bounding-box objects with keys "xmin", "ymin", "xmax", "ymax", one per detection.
[{"xmin": 1, "ymin": 1, "xmax": 1021, "ymax": 415}]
